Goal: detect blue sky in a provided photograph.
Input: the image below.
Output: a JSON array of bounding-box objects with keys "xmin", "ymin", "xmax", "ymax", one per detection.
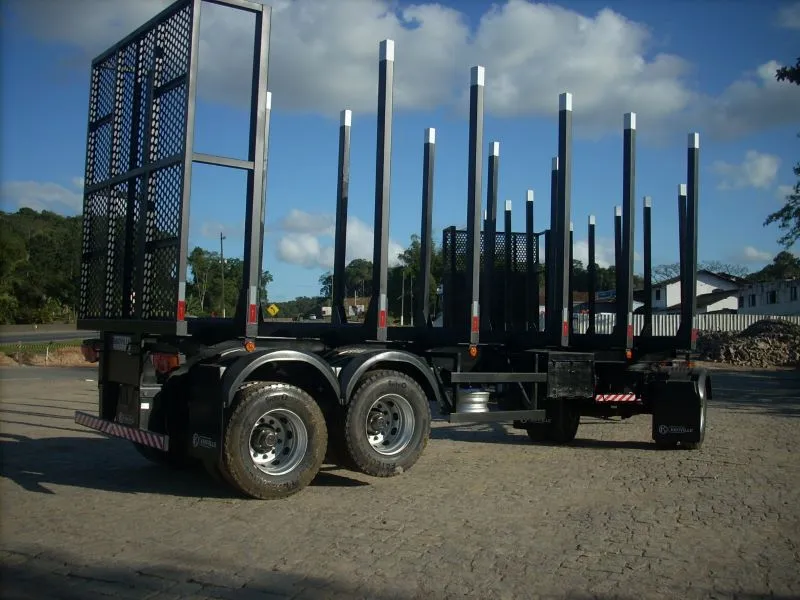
[{"xmin": 1, "ymin": 0, "xmax": 799, "ymax": 302}]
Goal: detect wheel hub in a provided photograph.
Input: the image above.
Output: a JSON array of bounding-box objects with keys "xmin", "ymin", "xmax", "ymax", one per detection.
[
  {"xmin": 253, "ymin": 427, "xmax": 279, "ymax": 451},
  {"xmin": 368, "ymin": 412, "xmax": 387, "ymax": 434},
  {"xmin": 364, "ymin": 394, "xmax": 416, "ymax": 456}
]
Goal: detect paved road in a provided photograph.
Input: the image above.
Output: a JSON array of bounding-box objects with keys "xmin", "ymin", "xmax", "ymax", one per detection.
[
  {"xmin": 0, "ymin": 366, "xmax": 97, "ymax": 382},
  {"xmin": 1, "ymin": 368, "xmax": 799, "ymax": 599},
  {"xmin": 0, "ymin": 330, "xmax": 96, "ymax": 344}
]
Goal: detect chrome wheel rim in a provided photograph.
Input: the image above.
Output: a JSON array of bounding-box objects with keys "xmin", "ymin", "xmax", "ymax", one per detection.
[
  {"xmin": 249, "ymin": 408, "xmax": 308, "ymax": 476},
  {"xmin": 365, "ymin": 393, "xmax": 415, "ymax": 456}
]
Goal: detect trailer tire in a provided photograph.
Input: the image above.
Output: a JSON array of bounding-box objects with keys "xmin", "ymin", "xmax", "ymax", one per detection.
[
  {"xmin": 342, "ymin": 370, "xmax": 430, "ymax": 477},
  {"xmin": 222, "ymin": 381, "xmax": 327, "ymax": 500},
  {"xmin": 549, "ymin": 400, "xmax": 581, "ymax": 444}
]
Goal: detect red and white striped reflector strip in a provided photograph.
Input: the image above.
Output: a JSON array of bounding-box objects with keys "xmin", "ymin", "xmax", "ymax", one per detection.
[
  {"xmin": 595, "ymin": 393, "xmax": 639, "ymax": 403},
  {"xmin": 74, "ymin": 411, "xmax": 169, "ymax": 451}
]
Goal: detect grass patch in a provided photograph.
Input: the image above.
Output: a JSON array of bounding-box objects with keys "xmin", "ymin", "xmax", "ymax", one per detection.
[{"xmin": 0, "ymin": 339, "xmax": 91, "ymax": 368}]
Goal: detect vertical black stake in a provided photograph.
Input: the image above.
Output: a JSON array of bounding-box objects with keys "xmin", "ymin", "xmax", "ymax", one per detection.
[
  {"xmin": 614, "ymin": 111, "xmax": 636, "ymax": 350},
  {"xmin": 642, "ymin": 196, "xmax": 653, "ymax": 338},
  {"xmin": 240, "ymin": 7, "xmax": 272, "ymax": 338},
  {"xmin": 465, "ymin": 65, "xmax": 485, "ymax": 344},
  {"xmin": 256, "ymin": 90, "xmax": 273, "ymax": 315},
  {"xmin": 525, "ymin": 190, "xmax": 536, "ymax": 331},
  {"xmin": 678, "ymin": 183, "xmax": 687, "ymax": 321},
  {"xmin": 614, "ymin": 204, "xmax": 622, "ymax": 331},
  {"xmin": 416, "ymin": 127, "xmax": 435, "ymax": 327},
  {"xmin": 569, "ymin": 221, "xmax": 574, "ymax": 337},
  {"xmin": 504, "ymin": 200, "xmax": 512, "ymax": 331},
  {"xmin": 482, "ymin": 141, "xmax": 499, "ymax": 331},
  {"xmin": 587, "ymin": 214, "xmax": 596, "ymax": 336},
  {"xmin": 679, "ymin": 134, "xmax": 700, "ymax": 350},
  {"xmin": 367, "ymin": 39, "xmax": 394, "ymax": 341},
  {"xmin": 547, "ymin": 156, "xmax": 558, "ymax": 334},
  {"xmin": 554, "ymin": 93, "xmax": 572, "ymax": 347},
  {"xmin": 332, "ymin": 109, "xmax": 351, "ymax": 326}
]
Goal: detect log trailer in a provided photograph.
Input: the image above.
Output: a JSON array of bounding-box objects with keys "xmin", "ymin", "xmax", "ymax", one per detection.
[{"xmin": 74, "ymin": 0, "xmax": 711, "ymax": 500}]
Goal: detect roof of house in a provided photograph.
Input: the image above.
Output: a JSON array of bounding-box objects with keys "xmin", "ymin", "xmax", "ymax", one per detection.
[
  {"xmin": 654, "ymin": 269, "xmax": 746, "ymax": 289},
  {"xmin": 663, "ymin": 288, "xmax": 738, "ymax": 311}
]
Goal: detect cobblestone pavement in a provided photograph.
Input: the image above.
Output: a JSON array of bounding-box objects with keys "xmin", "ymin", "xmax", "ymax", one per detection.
[{"xmin": 1, "ymin": 366, "xmax": 799, "ymax": 599}]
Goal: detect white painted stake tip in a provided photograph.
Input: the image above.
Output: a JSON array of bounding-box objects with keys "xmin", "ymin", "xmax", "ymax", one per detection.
[
  {"xmin": 589, "ymin": 215, "xmax": 596, "ymax": 226},
  {"xmin": 526, "ymin": 189, "xmax": 534, "ymax": 203},
  {"xmin": 265, "ymin": 91, "xmax": 272, "ymax": 110},
  {"xmin": 644, "ymin": 196, "xmax": 652, "ymax": 208},
  {"xmin": 490, "ymin": 141, "xmax": 500, "ymax": 156},
  {"xmin": 340, "ymin": 109, "xmax": 351, "ymax": 127},
  {"xmin": 559, "ymin": 92, "xmax": 573, "ymax": 112},
  {"xmin": 625, "ymin": 112, "xmax": 636, "ymax": 130},
  {"xmin": 380, "ymin": 39, "xmax": 395, "ymax": 61},
  {"xmin": 471, "ymin": 65, "xmax": 485, "ymax": 86},
  {"xmin": 551, "ymin": 156, "xmax": 559, "ymax": 170},
  {"xmin": 425, "ymin": 127, "xmax": 436, "ymax": 144},
  {"xmin": 570, "ymin": 221, "xmax": 574, "ymax": 232},
  {"xmin": 679, "ymin": 183, "xmax": 687, "ymax": 196},
  {"xmin": 688, "ymin": 132, "xmax": 700, "ymax": 149},
  {"xmin": 614, "ymin": 206, "xmax": 622, "ymax": 217},
  {"xmin": 505, "ymin": 200, "xmax": 512, "ymax": 212}
]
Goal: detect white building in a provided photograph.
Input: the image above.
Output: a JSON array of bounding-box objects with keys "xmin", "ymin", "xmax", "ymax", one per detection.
[
  {"xmin": 737, "ymin": 280, "xmax": 800, "ymax": 315},
  {"xmin": 648, "ymin": 270, "xmax": 742, "ymax": 314}
]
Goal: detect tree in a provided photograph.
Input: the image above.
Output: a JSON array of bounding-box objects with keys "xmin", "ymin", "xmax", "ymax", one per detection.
[
  {"xmin": 764, "ymin": 58, "xmax": 800, "ymax": 248},
  {"xmin": 746, "ymin": 251, "xmax": 800, "ymax": 282},
  {"xmin": 186, "ymin": 246, "xmax": 273, "ymax": 317},
  {"xmin": 652, "ymin": 261, "xmax": 749, "ymax": 283}
]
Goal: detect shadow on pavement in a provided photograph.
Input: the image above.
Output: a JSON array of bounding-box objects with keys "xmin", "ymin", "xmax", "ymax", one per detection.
[
  {"xmin": 1, "ymin": 546, "xmax": 792, "ymax": 600},
  {"xmin": 430, "ymin": 419, "xmax": 658, "ymax": 450},
  {"xmin": 710, "ymin": 369, "xmax": 800, "ymax": 419},
  {"xmin": 0, "ymin": 433, "xmax": 368, "ymax": 499}
]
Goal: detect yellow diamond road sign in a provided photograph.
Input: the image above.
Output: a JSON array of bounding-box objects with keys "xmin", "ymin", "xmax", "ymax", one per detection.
[{"xmin": 266, "ymin": 303, "xmax": 280, "ymax": 317}]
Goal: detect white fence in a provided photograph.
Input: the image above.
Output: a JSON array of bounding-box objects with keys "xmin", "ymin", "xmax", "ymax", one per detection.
[{"xmin": 567, "ymin": 313, "xmax": 800, "ymax": 336}]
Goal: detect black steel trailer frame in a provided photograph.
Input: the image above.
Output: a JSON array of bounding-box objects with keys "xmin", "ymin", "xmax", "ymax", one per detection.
[{"xmin": 73, "ymin": 0, "xmax": 711, "ymax": 500}]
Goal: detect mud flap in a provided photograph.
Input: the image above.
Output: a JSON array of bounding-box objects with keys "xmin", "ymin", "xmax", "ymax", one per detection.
[
  {"xmin": 186, "ymin": 363, "xmax": 224, "ymax": 464},
  {"xmin": 650, "ymin": 369, "xmax": 709, "ymax": 447}
]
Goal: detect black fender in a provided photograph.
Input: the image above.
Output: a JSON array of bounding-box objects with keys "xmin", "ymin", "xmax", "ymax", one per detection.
[
  {"xmin": 220, "ymin": 348, "xmax": 341, "ymax": 408},
  {"xmin": 338, "ymin": 349, "xmax": 442, "ymax": 406}
]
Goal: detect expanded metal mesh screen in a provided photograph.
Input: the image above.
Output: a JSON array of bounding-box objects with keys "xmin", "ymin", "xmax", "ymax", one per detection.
[
  {"xmin": 78, "ymin": 0, "xmax": 193, "ymax": 323},
  {"xmin": 442, "ymin": 228, "xmax": 543, "ymax": 329}
]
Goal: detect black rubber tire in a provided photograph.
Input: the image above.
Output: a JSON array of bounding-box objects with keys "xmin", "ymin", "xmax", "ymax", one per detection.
[
  {"xmin": 524, "ymin": 401, "xmax": 580, "ymax": 444},
  {"xmin": 549, "ymin": 400, "xmax": 581, "ymax": 444},
  {"xmin": 524, "ymin": 422, "xmax": 552, "ymax": 443},
  {"xmin": 342, "ymin": 370, "xmax": 431, "ymax": 477},
  {"xmin": 221, "ymin": 381, "xmax": 328, "ymax": 500}
]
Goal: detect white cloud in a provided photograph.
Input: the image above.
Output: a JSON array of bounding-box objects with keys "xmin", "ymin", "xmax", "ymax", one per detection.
[
  {"xmin": 274, "ymin": 209, "xmax": 404, "ymax": 270},
  {"xmin": 712, "ymin": 150, "xmax": 781, "ymax": 190},
  {"xmin": 775, "ymin": 2, "xmax": 800, "ymax": 30},
  {"xmin": 775, "ymin": 184, "xmax": 796, "ymax": 201},
  {"xmin": 572, "ymin": 237, "xmax": 616, "ymax": 268},
  {"xmin": 687, "ymin": 61, "xmax": 800, "ymax": 140},
  {"xmin": 742, "ymin": 246, "xmax": 772, "ymax": 263},
  {"xmin": 0, "ymin": 179, "xmax": 84, "ymax": 213},
  {"xmin": 199, "ymin": 221, "xmax": 244, "ymax": 239},
  {"xmin": 7, "ymin": 0, "xmax": 799, "ymax": 139}
]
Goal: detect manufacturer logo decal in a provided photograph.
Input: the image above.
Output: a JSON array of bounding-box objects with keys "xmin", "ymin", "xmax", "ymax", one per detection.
[
  {"xmin": 658, "ymin": 424, "xmax": 694, "ymax": 435},
  {"xmin": 192, "ymin": 433, "xmax": 217, "ymax": 449}
]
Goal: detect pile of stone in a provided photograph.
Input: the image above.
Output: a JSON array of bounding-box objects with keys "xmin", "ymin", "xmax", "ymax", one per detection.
[{"xmin": 696, "ymin": 319, "xmax": 800, "ymax": 369}]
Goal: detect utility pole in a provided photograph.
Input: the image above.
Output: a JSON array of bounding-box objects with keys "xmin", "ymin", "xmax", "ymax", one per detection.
[{"xmin": 220, "ymin": 231, "xmax": 226, "ymax": 318}]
